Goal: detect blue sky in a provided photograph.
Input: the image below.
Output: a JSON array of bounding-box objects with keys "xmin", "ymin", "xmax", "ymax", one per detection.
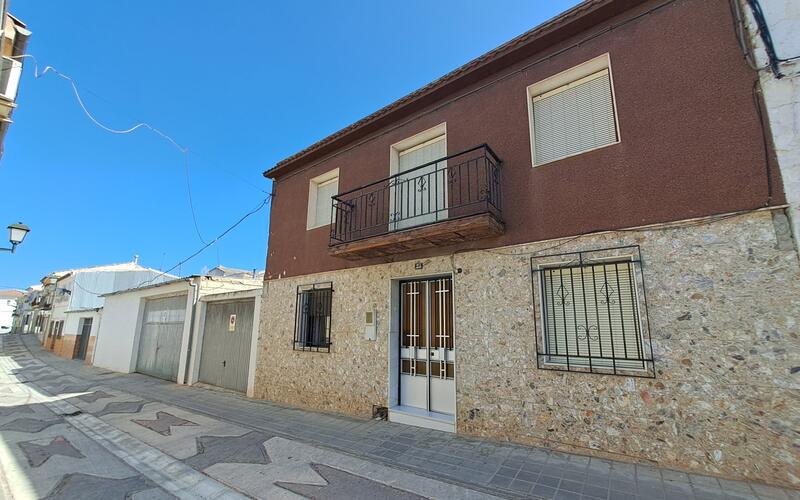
[{"xmin": 0, "ymin": 0, "xmax": 579, "ymax": 289}]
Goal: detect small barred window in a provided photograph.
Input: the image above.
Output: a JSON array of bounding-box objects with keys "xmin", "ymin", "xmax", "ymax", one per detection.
[{"xmin": 294, "ymin": 282, "xmax": 333, "ymax": 352}]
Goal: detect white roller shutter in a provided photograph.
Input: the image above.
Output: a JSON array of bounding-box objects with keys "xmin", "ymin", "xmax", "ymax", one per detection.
[
  {"xmin": 532, "ymin": 69, "xmax": 618, "ymax": 165},
  {"xmin": 313, "ymin": 177, "xmax": 338, "ymax": 227},
  {"xmin": 540, "ymin": 261, "xmax": 643, "ymax": 369}
]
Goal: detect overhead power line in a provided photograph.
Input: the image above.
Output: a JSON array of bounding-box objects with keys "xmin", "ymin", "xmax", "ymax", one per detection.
[
  {"xmin": 69, "ymin": 195, "xmax": 271, "ymax": 297},
  {"xmin": 4, "ymin": 54, "xmax": 273, "ymax": 290},
  {"xmin": 7, "ymin": 54, "xmax": 264, "ymax": 245}
]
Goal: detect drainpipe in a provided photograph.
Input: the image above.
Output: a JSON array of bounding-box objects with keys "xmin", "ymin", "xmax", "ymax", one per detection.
[{"xmin": 182, "ymin": 277, "xmax": 200, "ymax": 385}]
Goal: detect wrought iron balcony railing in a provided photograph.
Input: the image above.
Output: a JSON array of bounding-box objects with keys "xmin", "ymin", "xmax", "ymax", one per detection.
[{"xmin": 330, "ymin": 144, "xmax": 502, "ymax": 246}]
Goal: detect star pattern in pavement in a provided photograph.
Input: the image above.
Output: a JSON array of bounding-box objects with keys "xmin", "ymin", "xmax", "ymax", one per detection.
[
  {"xmin": 73, "ymin": 390, "xmax": 115, "ymax": 403},
  {"xmin": 52, "ymin": 384, "xmax": 94, "ymax": 395},
  {"xmin": 276, "ymin": 463, "xmax": 427, "ymax": 500},
  {"xmin": 18, "ymin": 436, "xmax": 85, "ymax": 467},
  {"xmin": 43, "ymin": 473, "xmax": 164, "ymax": 500},
  {"xmin": 132, "ymin": 411, "xmax": 198, "ymax": 436},
  {"xmin": 22, "ymin": 373, "xmax": 63, "ymax": 383},
  {"xmin": 0, "ymin": 405, "xmax": 33, "ymax": 417},
  {"xmin": 185, "ymin": 431, "xmax": 272, "ymax": 470},
  {"xmin": 1, "ymin": 417, "xmax": 63, "ymax": 433},
  {"xmin": 95, "ymin": 401, "xmax": 147, "ymax": 417}
]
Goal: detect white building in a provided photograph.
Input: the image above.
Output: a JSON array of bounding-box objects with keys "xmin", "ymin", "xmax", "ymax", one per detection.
[
  {"xmin": 0, "ymin": 289, "xmax": 22, "ymax": 333},
  {"xmin": 42, "ymin": 260, "xmax": 172, "ymax": 363},
  {"xmin": 738, "ymin": 0, "xmax": 800, "ymax": 244},
  {"xmin": 93, "ymin": 275, "xmax": 262, "ymax": 395}
]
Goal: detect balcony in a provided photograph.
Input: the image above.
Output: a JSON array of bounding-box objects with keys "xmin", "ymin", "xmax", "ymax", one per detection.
[{"xmin": 329, "ymin": 144, "xmax": 503, "ymax": 259}]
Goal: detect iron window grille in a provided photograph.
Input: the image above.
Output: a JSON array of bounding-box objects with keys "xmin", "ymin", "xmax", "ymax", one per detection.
[
  {"xmin": 530, "ymin": 245, "xmax": 655, "ymax": 377},
  {"xmin": 294, "ymin": 282, "xmax": 333, "ymax": 352}
]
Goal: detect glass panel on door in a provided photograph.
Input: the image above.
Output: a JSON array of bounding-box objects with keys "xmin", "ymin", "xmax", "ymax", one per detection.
[{"xmin": 399, "ymin": 277, "xmax": 455, "ymax": 415}]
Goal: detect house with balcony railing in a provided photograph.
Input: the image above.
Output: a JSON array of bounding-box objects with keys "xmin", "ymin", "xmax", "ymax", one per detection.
[
  {"xmin": 254, "ymin": 0, "xmax": 800, "ymax": 489},
  {"xmin": 0, "ymin": 10, "xmax": 29, "ymax": 157},
  {"xmin": 329, "ymin": 143, "xmax": 503, "ymax": 259}
]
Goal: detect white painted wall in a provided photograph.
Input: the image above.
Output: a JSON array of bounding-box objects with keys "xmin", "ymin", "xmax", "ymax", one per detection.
[
  {"xmin": 92, "ymin": 280, "xmax": 191, "ymax": 373},
  {"xmin": 741, "ymin": 0, "xmax": 800, "ymax": 243},
  {"xmin": 65, "ymin": 310, "xmax": 101, "ymax": 337},
  {"xmin": 92, "ymin": 276, "xmax": 262, "ymax": 379},
  {"xmin": 48, "ymin": 301, "xmax": 69, "ymax": 337},
  {"xmin": 0, "ymin": 297, "xmax": 16, "ymax": 333}
]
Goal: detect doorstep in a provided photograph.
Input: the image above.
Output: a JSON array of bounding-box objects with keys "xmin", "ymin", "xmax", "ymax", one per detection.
[{"xmin": 388, "ymin": 405, "xmax": 455, "ymax": 433}]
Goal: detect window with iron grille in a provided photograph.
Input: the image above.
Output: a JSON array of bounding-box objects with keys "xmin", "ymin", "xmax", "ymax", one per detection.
[
  {"xmin": 531, "ymin": 246, "xmax": 655, "ymax": 377},
  {"xmin": 294, "ymin": 282, "xmax": 333, "ymax": 352}
]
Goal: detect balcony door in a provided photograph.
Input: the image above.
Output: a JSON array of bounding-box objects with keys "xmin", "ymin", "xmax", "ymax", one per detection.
[{"xmin": 392, "ymin": 135, "xmax": 447, "ymax": 231}]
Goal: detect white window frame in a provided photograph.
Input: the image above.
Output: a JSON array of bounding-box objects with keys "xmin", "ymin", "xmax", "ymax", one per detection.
[
  {"xmin": 389, "ymin": 123, "xmax": 447, "ymax": 177},
  {"xmin": 0, "ymin": 56, "xmax": 22, "ymax": 101},
  {"xmin": 526, "ymin": 53, "xmax": 621, "ymax": 167},
  {"xmin": 388, "ymin": 123, "xmax": 448, "ymax": 229},
  {"xmin": 306, "ymin": 168, "xmax": 339, "ymax": 230}
]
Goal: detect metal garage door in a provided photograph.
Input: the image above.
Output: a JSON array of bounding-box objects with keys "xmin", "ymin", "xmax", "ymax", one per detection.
[
  {"xmin": 198, "ymin": 299, "xmax": 254, "ymax": 392},
  {"xmin": 136, "ymin": 295, "xmax": 187, "ymax": 381}
]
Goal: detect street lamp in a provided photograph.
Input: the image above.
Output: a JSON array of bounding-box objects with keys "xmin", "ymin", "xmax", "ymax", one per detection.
[{"xmin": 1, "ymin": 222, "xmax": 30, "ymax": 253}]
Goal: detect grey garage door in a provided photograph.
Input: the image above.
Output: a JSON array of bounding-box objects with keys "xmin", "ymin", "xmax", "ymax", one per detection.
[
  {"xmin": 136, "ymin": 295, "xmax": 187, "ymax": 382},
  {"xmin": 198, "ymin": 299, "xmax": 254, "ymax": 393}
]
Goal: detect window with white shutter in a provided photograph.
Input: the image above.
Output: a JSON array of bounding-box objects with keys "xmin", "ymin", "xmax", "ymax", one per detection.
[
  {"xmin": 531, "ymin": 246, "xmax": 655, "ymax": 377},
  {"xmin": 307, "ymin": 169, "xmax": 339, "ymax": 230},
  {"xmin": 527, "ymin": 54, "xmax": 619, "ymax": 166}
]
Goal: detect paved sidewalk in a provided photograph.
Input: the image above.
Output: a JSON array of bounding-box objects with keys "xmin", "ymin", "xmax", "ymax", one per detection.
[
  {"xmin": 1, "ymin": 334, "xmax": 493, "ymax": 500},
  {"xmin": 4, "ymin": 333, "xmax": 799, "ymax": 500}
]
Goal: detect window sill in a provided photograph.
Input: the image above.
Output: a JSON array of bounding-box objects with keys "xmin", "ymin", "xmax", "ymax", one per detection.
[
  {"xmin": 532, "ymin": 139, "xmax": 620, "ymax": 168},
  {"xmin": 293, "ymin": 342, "xmax": 331, "ymax": 353},
  {"xmin": 539, "ymin": 355, "xmax": 654, "ymax": 378}
]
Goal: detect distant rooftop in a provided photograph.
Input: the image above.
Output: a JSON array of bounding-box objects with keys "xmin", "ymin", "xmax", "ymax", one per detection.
[
  {"xmin": 45, "ymin": 260, "xmax": 171, "ymax": 282},
  {"xmin": 207, "ymin": 265, "xmax": 265, "ymax": 280}
]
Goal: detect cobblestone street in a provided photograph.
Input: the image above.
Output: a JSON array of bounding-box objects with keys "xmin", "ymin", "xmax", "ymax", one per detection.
[{"xmin": 0, "ymin": 333, "xmax": 796, "ymax": 500}]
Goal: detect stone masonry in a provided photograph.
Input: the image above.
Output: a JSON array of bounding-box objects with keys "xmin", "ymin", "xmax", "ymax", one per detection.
[{"xmin": 253, "ymin": 208, "xmax": 800, "ymax": 487}]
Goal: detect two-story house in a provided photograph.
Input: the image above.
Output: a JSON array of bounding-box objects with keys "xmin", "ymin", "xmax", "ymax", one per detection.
[
  {"xmin": 41, "ymin": 260, "xmax": 169, "ymax": 364},
  {"xmin": 0, "ymin": 9, "xmax": 29, "ymax": 157},
  {"xmin": 12, "ymin": 284, "xmax": 38, "ymax": 334},
  {"xmin": 256, "ymin": 0, "xmax": 799, "ymax": 488},
  {"xmin": 28, "ymin": 281, "xmax": 54, "ymax": 340}
]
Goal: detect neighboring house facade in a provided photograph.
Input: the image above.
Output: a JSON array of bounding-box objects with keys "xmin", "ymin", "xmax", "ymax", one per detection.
[
  {"xmin": 0, "ymin": 289, "xmax": 22, "ymax": 333},
  {"xmin": 28, "ymin": 282, "xmax": 54, "ymax": 341},
  {"xmin": 256, "ymin": 0, "xmax": 799, "ymax": 488},
  {"xmin": 0, "ymin": 8, "xmax": 29, "ymax": 157},
  {"xmin": 207, "ymin": 265, "xmax": 265, "ymax": 280},
  {"xmin": 41, "ymin": 261, "xmax": 170, "ymax": 364},
  {"xmin": 93, "ymin": 275, "xmax": 262, "ymax": 395},
  {"xmin": 11, "ymin": 285, "xmax": 37, "ymax": 333},
  {"xmin": 738, "ymin": 0, "xmax": 800, "ymax": 247}
]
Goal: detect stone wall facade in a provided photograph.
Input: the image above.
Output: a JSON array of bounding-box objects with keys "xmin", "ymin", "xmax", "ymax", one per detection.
[{"xmin": 254, "ymin": 209, "xmax": 800, "ymax": 487}]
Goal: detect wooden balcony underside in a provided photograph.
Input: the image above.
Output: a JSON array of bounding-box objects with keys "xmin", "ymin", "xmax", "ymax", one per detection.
[{"xmin": 329, "ymin": 213, "xmax": 504, "ymax": 260}]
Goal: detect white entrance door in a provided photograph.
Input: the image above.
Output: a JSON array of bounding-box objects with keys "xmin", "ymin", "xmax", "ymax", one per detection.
[
  {"xmin": 399, "ymin": 277, "xmax": 455, "ymax": 416},
  {"xmin": 392, "ymin": 137, "xmax": 447, "ymax": 230}
]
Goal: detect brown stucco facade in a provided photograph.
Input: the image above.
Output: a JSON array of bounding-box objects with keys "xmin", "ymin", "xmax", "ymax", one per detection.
[
  {"xmin": 255, "ymin": 0, "xmax": 800, "ymax": 489},
  {"xmin": 264, "ymin": 0, "xmax": 784, "ymax": 279}
]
